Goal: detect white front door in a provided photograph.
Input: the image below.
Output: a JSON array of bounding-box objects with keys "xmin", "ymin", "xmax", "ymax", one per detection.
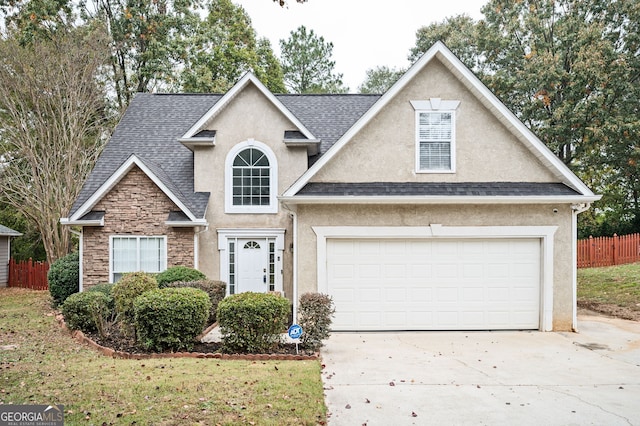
[
  {"xmin": 237, "ymin": 239, "xmax": 268, "ymax": 293},
  {"xmin": 217, "ymin": 229, "xmax": 286, "ymax": 296}
]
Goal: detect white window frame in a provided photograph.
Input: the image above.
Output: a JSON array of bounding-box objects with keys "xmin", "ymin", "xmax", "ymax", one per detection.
[
  {"xmin": 225, "ymin": 139, "xmax": 278, "ymax": 214},
  {"xmin": 109, "ymin": 235, "xmax": 167, "ymax": 283},
  {"xmin": 412, "ymin": 99, "xmax": 460, "ymax": 174}
]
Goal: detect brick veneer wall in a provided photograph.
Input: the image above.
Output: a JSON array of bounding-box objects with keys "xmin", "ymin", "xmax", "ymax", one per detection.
[{"xmin": 82, "ymin": 166, "xmax": 195, "ymax": 289}]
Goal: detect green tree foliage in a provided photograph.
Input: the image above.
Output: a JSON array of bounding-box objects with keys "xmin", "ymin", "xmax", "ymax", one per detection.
[
  {"xmin": 410, "ymin": 14, "xmax": 486, "ymax": 73},
  {"xmin": 410, "ymin": 1, "xmax": 640, "ymax": 235},
  {"xmin": 0, "ymin": 0, "xmax": 74, "ymax": 43},
  {"xmin": 358, "ymin": 66, "xmax": 404, "ymax": 94},
  {"xmin": 179, "ymin": 0, "xmax": 284, "ymax": 93},
  {"xmin": 0, "ymin": 202, "xmax": 46, "ymax": 261},
  {"xmin": 280, "ymin": 25, "xmax": 347, "ymax": 93},
  {"xmin": 88, "ymin": 0, "xmax": 201, "ymax": 110}
]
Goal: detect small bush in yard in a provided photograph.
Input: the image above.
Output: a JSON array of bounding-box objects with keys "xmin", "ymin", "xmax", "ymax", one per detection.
[
  {"xmin": 298, "ymin": 292, "xmax": 335, "ymax": 351},
  {"xmin": 156, "ymin": 266, "xmax": 206, "ymax": 288},
  {"xmin": 86, "ymin": 283, "xmax": 115, "ymax": 312},
  {"xmin": 48, "ymin": 251, "xmax": 80, "ymax": 307},
  {"xmin": 166, "ymin": 280, "xmax": 226, "ymax": 324},
  {"xmin": 112, "ymin": 272, "xmax": 158, "ymax": 326},
  {"xmin": 61, "ymin": 291, "xmax": 111, "ymax": 335},
  {"xmin": 217, "ymin": 292, "xmax": 290, "ymax": 354},
  {"xmin": 134, "ymin": 287, "xmax": 211, "ymax": 352}
]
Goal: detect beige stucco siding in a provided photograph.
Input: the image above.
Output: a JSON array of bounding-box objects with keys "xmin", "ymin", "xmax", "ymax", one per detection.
[
  {"xmin": 311, "ymin": 58, "xmax": 557, "ymax": 183},
  {"xmin": 193, "ymin": 84, "xmax": 305, "ymax": 297},
  {"xmin": 295, "ymin": 203, "xmax": 574, "ymax": 331}
]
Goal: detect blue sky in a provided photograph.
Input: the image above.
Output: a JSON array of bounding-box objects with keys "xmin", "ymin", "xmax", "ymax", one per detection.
[{"xmin": 235, "ymin": 0, "xmax": 486, "ymax": 91}]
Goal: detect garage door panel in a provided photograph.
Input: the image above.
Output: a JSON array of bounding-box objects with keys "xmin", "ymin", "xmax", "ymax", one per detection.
[{"xmin": 327, "ymin": 238, "xmax": 541, "ymax": 331}]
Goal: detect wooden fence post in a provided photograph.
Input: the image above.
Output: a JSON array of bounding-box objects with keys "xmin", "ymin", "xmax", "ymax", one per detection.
[
  {"xmin": 588, "ymin": 236, "xmax": 594, "ymax": 268},
  {"xmin": 612, "ymin": 233, "xmax": 618, "ymax": 266}
]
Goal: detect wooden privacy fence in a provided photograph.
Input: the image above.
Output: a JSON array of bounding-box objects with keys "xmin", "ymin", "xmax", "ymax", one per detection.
[
  {"xmin": 8, "ymin": 258, "xmax": 49, "ymax": 290},
  {"xmin": 577, "ymin": 233, "xmax": 640, "ymax": 268}
]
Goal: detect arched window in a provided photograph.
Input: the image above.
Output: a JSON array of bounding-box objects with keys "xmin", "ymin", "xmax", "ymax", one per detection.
[
  {"xmin": 232, "ymin": 147, "xmax": 270, "ymax": 206},
  {"xmin": 225, "ymin": 140, "xmax": 277, "ymax": 213}
]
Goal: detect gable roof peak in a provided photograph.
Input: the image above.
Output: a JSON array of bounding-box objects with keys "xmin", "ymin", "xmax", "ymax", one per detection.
[
  {"xmin": 180, "ymin": 72, "xmax": 317, "ymax": 142},
  {"xmin": 283, "ymin": 41, "xmax": 597, "ymax": 199}
]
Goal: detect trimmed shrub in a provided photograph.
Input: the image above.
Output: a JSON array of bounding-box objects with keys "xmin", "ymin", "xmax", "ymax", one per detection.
[
  {"xmin": 166, "ymin": 280, "xmax": 226, "ymax": 324},
  {"xmin": 61, "ymin": 291, "xmax": 111, "ymax": 334},
  {"xmin": 156, "ymin": 266, "xmax": 206, "ymax": 288},
  {"xmin": 48, "ymin": 252, "xmax": 80, "ymax": 307},
  {"xmin": 298, "ymin": 292, "xmax": 335, "ymax": 351},
  {"xmin": 86, "ymin": 283, "xmax": 115, "ymax": 312},
  {"xmin": 112, "ymin": 272, "xmax": 158, "ymax": 326},
  {"xmin": 134, "ymin": 287, "xmax": 211, "ymax": 352},
  {"xmin": 217, "ymin": 292, "xmax": 290, "ymax": 354}
]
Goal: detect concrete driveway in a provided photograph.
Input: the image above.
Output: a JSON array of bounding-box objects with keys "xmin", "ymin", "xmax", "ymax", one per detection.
[{"xmin": 321, "ymin": 315, "xmax": 640, "ymax": 425}]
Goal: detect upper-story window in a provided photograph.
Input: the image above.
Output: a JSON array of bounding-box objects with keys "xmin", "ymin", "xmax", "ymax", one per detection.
[
  {"xmin": 412, "ymin": 99, "xmax": 460, "ymax": 173},
  {"xmin": 225, "ymin": 140, "xmax": 278, "ymax": 213}
]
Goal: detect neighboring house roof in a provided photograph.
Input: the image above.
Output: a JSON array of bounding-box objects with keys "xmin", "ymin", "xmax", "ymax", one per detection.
[
  {"xmin": 0, "ymin": 224, "xmax": 22, "ymax": 237},
  {"xmin": 282, "ymin": 41, "xmax": 599, "ymax": 200},
  {"xmin": 66, "ymin": 89, "xmax": 379, "ymax": 220}
]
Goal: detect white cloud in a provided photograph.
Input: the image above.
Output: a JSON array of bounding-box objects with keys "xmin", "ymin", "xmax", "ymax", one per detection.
[{"xmin": 235, "ymin": 0, "xmax": 485, "ymax": 91}]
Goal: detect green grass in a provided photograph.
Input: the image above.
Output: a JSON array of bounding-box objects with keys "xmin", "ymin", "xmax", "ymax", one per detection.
[
  {"xmin": 0, "ymin": 288, "xmax": 326, "ymax": 425},
  {"xmin": 577, "ymin": 262, "xmax": 640, "ymax": 313}
]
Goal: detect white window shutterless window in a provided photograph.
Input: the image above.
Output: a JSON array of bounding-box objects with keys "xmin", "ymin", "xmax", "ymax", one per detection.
[
  {"xmin": 411, "ymin": 99, "xmax": 460, "ymax": 173},
  {"xmin": 225, "ymin": 140, "xmax": 278, "ymax": 213},
  {"xmin": 110, "ymin": 236, "xmax": 167, "ymax": 282}
]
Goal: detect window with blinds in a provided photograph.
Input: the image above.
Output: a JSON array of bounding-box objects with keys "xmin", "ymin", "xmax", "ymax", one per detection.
[
  {"xmin": 111, "ymin": 236, "xmax": 166, "ymax": 282},
  {"xmin": 417, "ymin": 111, "xmax": 453, "ymax": 171}
]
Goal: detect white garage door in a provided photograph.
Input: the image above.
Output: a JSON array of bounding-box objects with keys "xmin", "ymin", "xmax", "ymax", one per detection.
[{"xmin": 327, "ymin": 238, "xmax": 541, "ymax": 331}]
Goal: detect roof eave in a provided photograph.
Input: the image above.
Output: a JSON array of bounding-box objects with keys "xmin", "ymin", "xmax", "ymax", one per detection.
[
  {"xmin": 178, "ymin": 137, "xmax": 215, "ymax": 151},
  {"xmin": 279, "ymin": 195, "xmax": 602, "ymax": 205},
  {"xmin": 165, "ymin": 219, "xmax": 208, "ymax": 227},
  {"xmin": 60, "ymin": 217, "xmax": 104, "ymax": 227},
  {"xmin": 283, "ymin": 138, "xmax": 321, "ymax": 156}
]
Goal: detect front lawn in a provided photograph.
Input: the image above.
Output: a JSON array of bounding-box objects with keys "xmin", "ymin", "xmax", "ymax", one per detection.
[
  {"xmin": 0, "ymin": 288, "xmax": 326, "ymax": 425},
  {"xmin": 577, "ymin": 262, "xmax": 640, "ymax": 321}
]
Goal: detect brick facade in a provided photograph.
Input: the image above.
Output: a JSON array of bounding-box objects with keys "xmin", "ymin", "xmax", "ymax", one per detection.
[{"xmin": 82, "ymin": 166, "xmax": 195, "ymax": 288}]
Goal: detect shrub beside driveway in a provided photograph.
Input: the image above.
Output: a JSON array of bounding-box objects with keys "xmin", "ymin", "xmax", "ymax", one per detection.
[{"xmin": 0, "ymin": 288, "xmax": 326, "ymax": 425}]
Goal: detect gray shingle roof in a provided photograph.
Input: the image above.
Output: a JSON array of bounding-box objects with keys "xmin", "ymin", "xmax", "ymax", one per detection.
[
  {"xmin": 0, "ymin": 224, "xmax": 22, "ymax": 237},
  {"xmin": 69, "ymin": 92, "xmax": 380, "ymax": 218},
  {"xmin": 296, "ymin": 182, "xmax": 582, "ymax": 197}
]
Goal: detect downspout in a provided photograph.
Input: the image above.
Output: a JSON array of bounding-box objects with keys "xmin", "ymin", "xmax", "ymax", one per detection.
[
  {"xmin": 283, "ymin": 203, "xmax": 298, "ymax": 323},
  {"xmin": 193, "ymin": 224, "xmax": 209, "ymax": 271},
  {"xmin": 69, "ymin": 228, "xmax": 83, "ymax": 292},
  {"xmin": 571, "ymin": 202, "xmax": 591, "ymax": 331}
]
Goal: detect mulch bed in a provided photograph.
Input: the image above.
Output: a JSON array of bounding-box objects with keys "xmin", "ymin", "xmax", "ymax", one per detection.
[{"xmin": 56, "ymin": 315, "xmax": 317, "ymax": 360}]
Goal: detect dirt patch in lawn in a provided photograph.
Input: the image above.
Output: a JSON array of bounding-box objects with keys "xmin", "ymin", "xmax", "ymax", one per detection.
[{"xmin": 578, "ymin": 301, "xmax": 640, "ymax": 322}]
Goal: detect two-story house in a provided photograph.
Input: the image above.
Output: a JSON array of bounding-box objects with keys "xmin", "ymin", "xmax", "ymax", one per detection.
[{"xmin": 61, "ymin": 42, "xmax": 599, "ymax": 331}]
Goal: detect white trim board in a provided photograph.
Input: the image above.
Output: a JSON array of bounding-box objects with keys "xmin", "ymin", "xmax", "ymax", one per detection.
[{"xmin": 312, "ymin": 225, "xmax": 557, "ymax": 331}]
